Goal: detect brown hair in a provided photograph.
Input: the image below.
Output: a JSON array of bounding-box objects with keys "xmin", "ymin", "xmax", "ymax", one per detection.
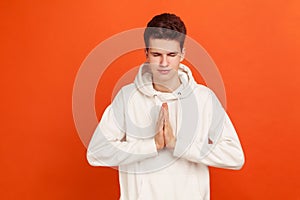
[{"xmin": 144, "ymin": 13, "xmax": 187, "ymax": 51}]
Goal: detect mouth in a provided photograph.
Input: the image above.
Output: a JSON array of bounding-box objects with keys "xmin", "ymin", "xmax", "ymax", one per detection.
[{"xmin": 157, "ymin": 69, "xmax": 171, "ymax": 75}]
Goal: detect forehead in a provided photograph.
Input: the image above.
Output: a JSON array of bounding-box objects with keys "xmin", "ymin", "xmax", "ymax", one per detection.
[{"xmin": 148, "ymin": 38, "xmax": 181, "ymax": 52}]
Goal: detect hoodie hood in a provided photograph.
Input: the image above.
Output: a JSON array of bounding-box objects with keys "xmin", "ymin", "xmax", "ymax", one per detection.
[{"xmin": 134, "ymin": 63, "xmax": 197, "ymax": 101}]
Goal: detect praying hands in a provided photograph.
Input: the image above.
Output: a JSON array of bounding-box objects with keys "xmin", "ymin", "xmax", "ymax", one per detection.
[{"xmin": 155, "ymin": 103, "xmax": 176, "ymax": 150}]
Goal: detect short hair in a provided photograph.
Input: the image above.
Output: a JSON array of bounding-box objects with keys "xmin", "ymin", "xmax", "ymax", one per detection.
[{"xmin": 144, "ymin": 13, "xmax": 187, "ymax": 51}]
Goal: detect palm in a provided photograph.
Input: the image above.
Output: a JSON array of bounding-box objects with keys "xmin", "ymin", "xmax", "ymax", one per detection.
[{"xmin": 154, "ymin": 103, "xmax": 176, "ymax": 150}]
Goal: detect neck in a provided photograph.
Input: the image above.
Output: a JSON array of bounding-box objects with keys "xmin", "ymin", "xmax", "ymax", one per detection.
[{"xmin": 153, "ymin": 77, "xmax": 181, "ymax": 92}]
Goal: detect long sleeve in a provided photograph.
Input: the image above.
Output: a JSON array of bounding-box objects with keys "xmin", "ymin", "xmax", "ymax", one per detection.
[
  {"xmin": 199, "ymin": 113, "xmax": 245, "ymax": 169},
  {"xmin": 173, "ymin": 89, "xmax": 245, "ymax": 170},
  {"xmin": 86, "ymin": 89, "xmax": 158, "ymax": 167}
]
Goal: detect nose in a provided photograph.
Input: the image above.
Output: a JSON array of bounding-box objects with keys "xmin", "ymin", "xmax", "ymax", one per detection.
[{"xmin": 160, "ymin": 54, "xmax": 168, "ymax": 67}]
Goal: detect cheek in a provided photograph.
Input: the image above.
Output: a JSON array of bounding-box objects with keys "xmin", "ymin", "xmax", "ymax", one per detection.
[
  {"xmin": 149, "ymin": 63, "xmax": 159, "ymax": 73},
  {"xmin": 170, "ymin": 58, "xmax": 181, "ymax": 68},
  {"xmin": 148, "ymin": 57, "xmax": 160, "ymax": 64}
]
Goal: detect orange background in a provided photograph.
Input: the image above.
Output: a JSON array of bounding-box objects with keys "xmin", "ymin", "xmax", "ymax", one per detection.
[{"xmin": 1, "ymin": 0, "xmax": 300, "ymax": 199}]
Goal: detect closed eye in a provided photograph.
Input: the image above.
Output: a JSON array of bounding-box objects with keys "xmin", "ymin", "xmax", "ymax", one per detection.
[
  {"xmin": 151, "ymin": 53, "xmax": 161, "ymax": 57},
  {"xmin": 168, "ymin": 52, "xmax": 178, "ymax": 57},
  {"xmin": 150, "ymin": 52, "xmax": 179, "ymax": 57}
]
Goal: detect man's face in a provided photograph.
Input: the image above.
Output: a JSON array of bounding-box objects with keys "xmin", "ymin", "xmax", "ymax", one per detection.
[{"xmin": 146, "ymin": 38, "xmax": 184, "ymax": 84}]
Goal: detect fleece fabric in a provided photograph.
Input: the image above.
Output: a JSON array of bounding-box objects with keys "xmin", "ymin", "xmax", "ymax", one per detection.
[{"xmin": 87, "ymin": 63, "xmax": 245, "ymax": 200}]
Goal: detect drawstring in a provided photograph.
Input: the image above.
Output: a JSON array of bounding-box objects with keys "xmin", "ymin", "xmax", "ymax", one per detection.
[
  {"xmin": 175, "ymin": 92, "xmax": 182, "ymax": 138},
  {"xmin": 153, "ymin": 93, "xmax": 160, "ymax": 105}
]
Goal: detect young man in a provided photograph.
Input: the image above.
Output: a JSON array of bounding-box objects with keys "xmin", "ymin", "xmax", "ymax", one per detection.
[{"xmin": 87, "ymin": 13, "xmax": 244, "ymax": 200}]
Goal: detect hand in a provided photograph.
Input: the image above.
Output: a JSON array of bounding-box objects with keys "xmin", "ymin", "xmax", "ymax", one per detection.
[
  {"xmin": 154, "ymin": 103, "xmax": 176, "ymax": 150},
  {"xmin": 155, "ymin": 104, "xmax": 165, "ymax": 150},
  {"xmin": 162, "ymin": 103, "xmax": 176, "ymax": 149}
]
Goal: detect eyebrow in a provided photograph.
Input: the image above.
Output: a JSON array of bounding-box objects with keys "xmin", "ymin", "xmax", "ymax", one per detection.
[{"xmin": 149, "ymin": 51, "xmax": 179, "ymax": 55}]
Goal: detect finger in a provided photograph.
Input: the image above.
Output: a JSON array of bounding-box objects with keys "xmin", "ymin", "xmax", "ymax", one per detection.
[
  {"xmin": 162, "ymin": 102, "xmax": 168, "ymax": 110},
  {"xmin": 157, "ymin": 106, "xmax": 165, "ymax": 133},
  {"xmin": 157, "ymin": 120, "xmax": 164, "ymax": 134},
  {"xmin": 163, "ymin": 104, "xmax": 169, "ymax": 123}
]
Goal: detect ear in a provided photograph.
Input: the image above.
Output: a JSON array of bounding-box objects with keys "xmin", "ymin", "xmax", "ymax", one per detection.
[
  {"xmin": 145, "ymin": 48, "xmax": 148, "ymax": 58},
  {"xmin": 145, "ymin": 49, "xmax": 150, "ymax": 62},
  {"xmin": 180, "ymin": 47, "xmax": 186, "ymax": 62}
]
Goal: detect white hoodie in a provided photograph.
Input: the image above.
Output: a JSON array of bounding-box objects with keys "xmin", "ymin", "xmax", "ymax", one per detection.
[{"xmin": 87, "ymin": 63, "xmax": 245, "ymax": 200}]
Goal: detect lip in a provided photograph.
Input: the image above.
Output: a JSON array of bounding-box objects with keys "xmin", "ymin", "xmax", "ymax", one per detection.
[{"xmin": 157, "ymin": 69, "xmax": 171, "ymax": 74}]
